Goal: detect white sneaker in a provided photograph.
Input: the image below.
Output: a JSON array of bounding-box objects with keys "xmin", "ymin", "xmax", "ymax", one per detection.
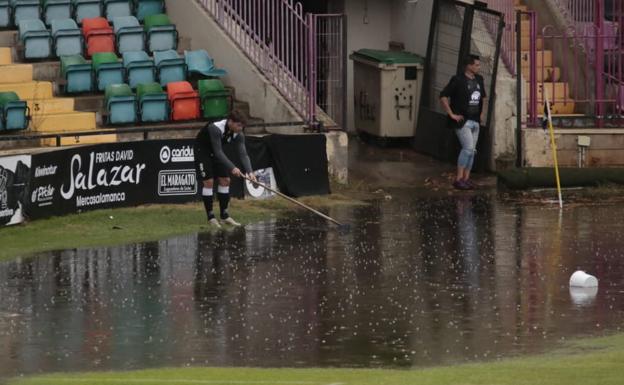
[
  {"xmin": 222, "ymin": 217, "xmax": 241, "ymax": 227},
  {"xmin": 209, "ymin": 218, "xmax": 222, "ymax": 229}
]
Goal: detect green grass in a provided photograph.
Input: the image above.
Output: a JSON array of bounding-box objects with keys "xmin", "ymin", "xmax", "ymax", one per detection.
[
  {"xmin": 7, "ymin": 333, "xmax": 624, "ymax": 385},
  {"xmin": 0, "ymin": 192, "xmax": 364, "ymax": 262}
]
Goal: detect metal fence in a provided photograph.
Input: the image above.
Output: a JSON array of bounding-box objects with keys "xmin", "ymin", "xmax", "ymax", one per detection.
[{"xmin": 198, "ymin": 0, "xmax": 345, "ymax": 129}]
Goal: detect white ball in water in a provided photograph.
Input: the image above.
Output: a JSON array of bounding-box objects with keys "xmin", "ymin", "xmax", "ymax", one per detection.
[{"xmin": 569, "ymin": 270, "xmax": 598, "ymax": 288}]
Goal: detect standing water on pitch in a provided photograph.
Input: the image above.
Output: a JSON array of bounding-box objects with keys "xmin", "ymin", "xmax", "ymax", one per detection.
[{"xmin": 1, "ymin": 191, "xmax": 624, "ymax": 378}]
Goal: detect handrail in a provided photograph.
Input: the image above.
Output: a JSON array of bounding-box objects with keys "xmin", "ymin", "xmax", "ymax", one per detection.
[{"xmin": 0, "ymin": 121, "xmax": 307, "ymax": 147}]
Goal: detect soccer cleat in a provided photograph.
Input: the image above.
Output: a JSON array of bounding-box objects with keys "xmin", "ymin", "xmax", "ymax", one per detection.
[
  {"xmin": 209, "ymin": 218, "xmax": 222, "ymax": 228},
  {"xmin": 222, "ymin": 217, "xmax": 241, "ymax": 227}
]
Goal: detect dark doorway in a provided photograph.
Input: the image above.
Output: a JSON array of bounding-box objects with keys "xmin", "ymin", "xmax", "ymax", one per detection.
[{"xmin": 299, "ymin": 0, "xmax": 329, "ymax": 14}]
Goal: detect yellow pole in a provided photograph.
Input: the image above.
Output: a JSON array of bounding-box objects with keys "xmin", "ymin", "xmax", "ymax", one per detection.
[{"xmin": 545, "ymin": 97, "xmax": 563, "ymax": 208}]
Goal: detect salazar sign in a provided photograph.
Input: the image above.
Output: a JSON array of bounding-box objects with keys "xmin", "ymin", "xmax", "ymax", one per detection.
[{"xmin": 26, "ymin": 140, "xmax": 199, "ymax": 220}]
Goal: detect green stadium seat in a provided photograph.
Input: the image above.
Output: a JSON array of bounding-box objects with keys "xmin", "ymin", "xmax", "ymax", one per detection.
[
  {"xmin": 198, "ymin": 79, "xmax": 230, "ymax": 119},
  {"xmin": 184, "ymin": 49, "xmax": 227, "ymax": 78},
  {"xmin": 92, "ymin": 51, "xmax": 124, "ymax": 91},
  {"xmin": 105, "ymin": 83, "xmax": 136, "ymax": 124},
  {"xmin": 0, "ymin": 92, "xmax": 29, "ymax": 131},
  {"xmin": 144, "ymin": 13, "xmax": 177, "ymax": 53},
  {"xmin": 113, "ymin": 15, "xmax": 144, "ymax": 53},
  {"xmin": 42, "ymin": 0, "xmax": 71, "ymax": 26},
  {"xmin": 123, "ymin": 50, "xmax": 155, "ymax": 88},
  {"xmin": 136, "ymin": 81, "xmax": 168, "ymax": 122},
  {"xmin": 51, "ymin": 18, "xmax": 83, "ymax": 57},
  {"xmin": 153, "ymin": 49, "xmax": 185, "ymax": 86},
  {"xmin": 61, "ymin": 54, "xmax": 93, "ymax": 93},
  {"xmin": 134, "ymin": 0, "xmax": 163, "ymax": 22},
  {"xmin": 19, "ymin": 19, "xmax": 52, "ymax": 60}
]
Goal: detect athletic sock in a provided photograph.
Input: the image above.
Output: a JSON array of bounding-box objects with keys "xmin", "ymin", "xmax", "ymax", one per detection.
[
  {"xmin": 202, "ymin": 187, "xmax": 215, "ymax": 220},
  {"xmin": 217, "ymin": 185, "xmax": 230, "ymax": 219}
]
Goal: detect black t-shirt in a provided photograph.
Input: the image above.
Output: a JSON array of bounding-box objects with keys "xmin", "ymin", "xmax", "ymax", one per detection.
[{"xmin": 440, "ymin": 73, "xmax": 486, "ymax": 123}]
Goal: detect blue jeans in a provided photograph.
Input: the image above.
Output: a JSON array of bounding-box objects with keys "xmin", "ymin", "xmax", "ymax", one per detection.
[{"xmin": 456, "ymin": 120, "xmax": 480, "ymax": 170}]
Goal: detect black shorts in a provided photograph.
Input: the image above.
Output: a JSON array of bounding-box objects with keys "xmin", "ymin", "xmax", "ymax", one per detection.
[{"xmin": 194, "ymin": 145, "xmax": 230, "ymax": 180}]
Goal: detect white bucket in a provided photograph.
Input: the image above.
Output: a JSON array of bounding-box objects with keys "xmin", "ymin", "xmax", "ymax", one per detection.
[
  {"xmin": 569, "ymin": 270, "xmax": 598, "ymax": 288},
  {"xmin": 570, "ymin": 286, "xmax": 598, "ymax": 306}
]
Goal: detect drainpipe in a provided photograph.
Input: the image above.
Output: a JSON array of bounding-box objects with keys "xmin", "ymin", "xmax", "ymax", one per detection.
[{"xmin": 595, "ymin": 0, "xmax": 605, "ymax": 126}]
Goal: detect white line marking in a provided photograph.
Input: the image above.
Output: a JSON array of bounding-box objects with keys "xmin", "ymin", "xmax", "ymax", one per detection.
[{"xmin": 32, "ymin": 379, "xmax": 320, "ymax": 384}]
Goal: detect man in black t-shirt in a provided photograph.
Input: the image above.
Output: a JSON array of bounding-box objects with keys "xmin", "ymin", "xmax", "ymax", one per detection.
[
  {"xmin": 194, "ymin": 110, "xmax": 257, "ymax": 228},
  {"xmin": 440, "ymin": 54, "xmax": 487, "ymax": 190}
]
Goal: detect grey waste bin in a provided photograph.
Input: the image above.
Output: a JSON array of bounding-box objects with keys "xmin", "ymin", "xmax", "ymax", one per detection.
[{"xmin": 350, "ymin": 49, "xmax": 424, "ymax": 138}]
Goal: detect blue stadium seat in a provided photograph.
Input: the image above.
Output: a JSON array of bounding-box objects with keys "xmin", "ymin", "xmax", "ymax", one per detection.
[
  {"xmin": 105, "ymin": 83, "xmax": 136, "ymax": 124},
  {"xmin": 92, "ymin": 51, "xmax": 124, "ymax": 91},
  {"xmin": 19, "ymin": 19, "xmax": 52, "ymax": 59},
  {"xmin": 0, "ymin": 92, "xmax": 29, "ymax": 131},
  {"xmin": 0, "ymin": 1, "xmax": 11, "ymax": 28},
  {"xmin": 73, "ymin": 0, "xmax": 102, "ymax": 25},
  {"xmin": 51, "ymin": 18, "xmax": 83, "ymax": 57},
  {"xmin": 144, "ymin": 13, "xmax": 177, "ymax": 53},
  {"xmin": 61, "ymin": 54, "xmax": 93, "ymax": 93},
  {"xmin": 134, "ymin": 0, "xmax": 163, "ymax": 22},
  {"xmin": 113, "ymin": 15, "xmax": 144, "ymax": 53},
  {"xmin": 137, "ymin": 82, "xmax": 168, "ymax": 122},
  {"xmin": 103, "ymin": 0, "xmax": 131, "ymax": 21},
  {"xmin": 123, "ymin": 50, "xmax": 155, "ymax": 88},
  {"xmin": 42, "ymin": 0, "xmax": 71, "ymax": 26},
  {"xmin": 11, "ymin": 0, "xmax": 40, "ymax": 26},
  {"xmin": 154, "ymin": 49, "xmax": 186, "ymax": 86},
  {"xmin": 184, "ymin": 49, "xmax": 227, "ymax": 78}
]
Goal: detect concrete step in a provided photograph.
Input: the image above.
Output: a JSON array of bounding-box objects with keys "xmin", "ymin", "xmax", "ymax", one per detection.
[
  {"xmin": 520, "ymin": 50, "xmax": 553, "ymax": 67},
  {"xmin": 30, "ymin": 111, "xmax": 96, "ymax": 132},
  {"xmin": 0, "ymin": 31, "xmax": 17, "ymax": 47},
  {"xmin": 528, "ymin": 100, "xmax": 576, "ymax": 114},
  {"xmin": 31, "ymin": 61, "xmax": 61, "ymax": 83},
  {"xmin": 73, "ymin": 94, "xmax": 104, "ymax": 112},
  {"xmin": 521, "ymin": 65, "xmax": 561, "ymax": 82},
  {"xmin": 0, "ymin": 81, "xmax": 53, "ymax": 99},
  {"xmin": 27, "ymin": 98, "xmax": 76, "ymax": 115},
  {"xmin": 531, "ymin": 81, "xmax": 570, "ymax": 99},
  {"xmin": 0, "ymin": 64, "xmax": 33, "ymax": 84},
  {"xmin": 520, "ymin": 36, "xmax": 543, "ymax": 51},
  {"xmin": 0, "ymin": 47, "xmax": 12, "ymax": 64},
  {"xmin": 41, "ymin": 134, "xmax": 118, "ymax": 147}
]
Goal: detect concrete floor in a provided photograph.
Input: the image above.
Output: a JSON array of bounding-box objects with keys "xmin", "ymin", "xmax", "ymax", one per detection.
[{"xmin": 348, "ymin": 136, "xmax": 495, "ymax": 190}]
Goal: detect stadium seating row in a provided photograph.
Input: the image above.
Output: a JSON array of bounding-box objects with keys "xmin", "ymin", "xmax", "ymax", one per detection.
[
  {"xmin": 61, "ymin": 49, "xmax": 227, "ymax": 93},
  {"xmin": 105, "ymin": 80, "xmax": 231, "ymax": 124},
  {"xmin": 19, "ymin": 14, "xmax": 177, "ymax": 59},
  {"xmin": 0, "ymin": 0, "xmax": 164, "ymax": 28}
]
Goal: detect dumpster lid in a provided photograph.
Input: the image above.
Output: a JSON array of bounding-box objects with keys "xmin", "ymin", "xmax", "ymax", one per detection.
[{"xmin": 351, "ymin": 49, "xmax": 425, "ymax": 65}]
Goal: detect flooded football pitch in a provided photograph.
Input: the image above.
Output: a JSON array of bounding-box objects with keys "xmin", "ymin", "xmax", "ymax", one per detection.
[{"xmin": 1, "ymin": 191, "xmax": 623, "ymax": 379}]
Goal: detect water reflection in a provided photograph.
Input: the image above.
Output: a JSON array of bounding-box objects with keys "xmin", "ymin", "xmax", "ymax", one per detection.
[{"xmin": 1, "ymin": 193, "xmax": 624, "ymax": 378}]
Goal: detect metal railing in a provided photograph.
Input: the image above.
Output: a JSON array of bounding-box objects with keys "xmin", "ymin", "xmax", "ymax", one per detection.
[
  {"xmin": 199, "ymin": 0, "xmax": 312, "ymax": 123},
  {"xmin": 487, "ymin": 0, "xmax": 518, "ymax": 74}
]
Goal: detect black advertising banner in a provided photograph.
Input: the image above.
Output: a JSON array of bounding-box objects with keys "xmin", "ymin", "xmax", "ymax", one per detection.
[
  {"xmin": 26, "ymin": 140, "xmax": 199, "ymax": 220},
  {"xmin": 6, "ymin": 135, "xmax": 329, "ymax": 223},
  {"xmin": 266, "ymin": 134, "xmax": 330, "ymax": 197},
  {"xmin": 0, "ymin": 155, "xmax": 31, "ymax": 226}
]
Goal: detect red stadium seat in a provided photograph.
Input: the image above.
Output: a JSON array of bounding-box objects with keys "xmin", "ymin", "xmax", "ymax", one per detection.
[
  {"xmin": 167, "ymin": 81, "xmax": 200, "ymax": 121},
  {"xmin": 82, "ymin": 17, "xmax": 115, "ymax": 57}
]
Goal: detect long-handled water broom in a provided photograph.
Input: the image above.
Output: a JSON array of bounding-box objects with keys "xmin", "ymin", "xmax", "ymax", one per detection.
[{"xmin": 239, "ymin": 174, "xmax": 351, "ymax": 231}]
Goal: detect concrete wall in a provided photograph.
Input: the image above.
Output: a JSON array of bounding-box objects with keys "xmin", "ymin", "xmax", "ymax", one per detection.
[
  {"xmin": 343, "ymin": 0, "xmax": 434, "ymax": 132},
  {"xmin": 523, "ymin": 129, "xmax": 624, "ymax": 167},
  {"xmin": 164, "ymin": 0, "xmax": 302, "ymax": 132}
]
